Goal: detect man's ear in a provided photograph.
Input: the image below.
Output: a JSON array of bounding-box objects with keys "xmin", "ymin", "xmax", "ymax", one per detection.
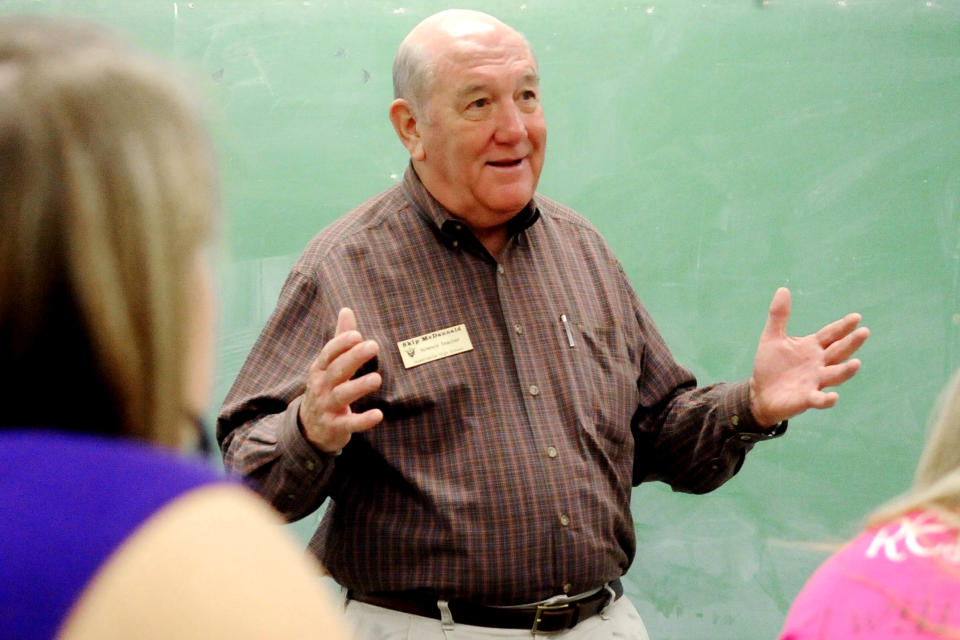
[{"xmin": 389, "ymin": 99, "xmax": 425, "ymax": 161}]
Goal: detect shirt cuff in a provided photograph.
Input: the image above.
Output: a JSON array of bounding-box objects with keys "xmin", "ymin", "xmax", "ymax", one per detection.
[
  {"xmin": 723, "ymin": 380, "xmax": 788, "ymax": 443},
  {"xmin": 279, "ymin": 396, "xmax": 341, "ymax": 475}
]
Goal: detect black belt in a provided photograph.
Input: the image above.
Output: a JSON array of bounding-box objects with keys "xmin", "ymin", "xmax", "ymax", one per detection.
[{"xmin": 348, "ymin": 578, "xmax": 622, "ymax": 633}]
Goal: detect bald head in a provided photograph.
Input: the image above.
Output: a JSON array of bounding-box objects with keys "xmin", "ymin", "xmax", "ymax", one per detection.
[{"xmin": 392, "ymin": 10, "xmax": 535, "ymax": 116}]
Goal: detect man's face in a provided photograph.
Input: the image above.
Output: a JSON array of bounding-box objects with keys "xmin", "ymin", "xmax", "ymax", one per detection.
[{"xmin": 413, "ymin": 28, "xmax": 546, "ymax": 234}]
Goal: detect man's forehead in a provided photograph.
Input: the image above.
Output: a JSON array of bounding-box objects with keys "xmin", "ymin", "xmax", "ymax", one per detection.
[
  {"xmin": 438, "ymin": 40, "xmax": 538, "ymax": 83},
  {"xmin": 453, "ymin": 71, "xmax": 540, "ymax": 97}
]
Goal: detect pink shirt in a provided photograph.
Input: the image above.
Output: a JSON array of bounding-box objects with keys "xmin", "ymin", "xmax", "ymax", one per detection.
[{"xmin": 779, "ymin": 511, "xmax": 960, "ymax": 639}]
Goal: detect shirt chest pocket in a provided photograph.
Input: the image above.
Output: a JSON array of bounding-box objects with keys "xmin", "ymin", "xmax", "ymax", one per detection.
[
  {"xmin": 563, "ymin": 317, "xmax": 639, "ymax": 448},
  {"xmin": 373, "ymin": 347, "xmax": 479, "ymax": 457}
]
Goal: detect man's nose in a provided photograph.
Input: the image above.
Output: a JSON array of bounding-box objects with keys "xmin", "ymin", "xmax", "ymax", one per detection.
[{"xmin": 493, "ymin": 101, "xmax": 527, "ymax": 144}]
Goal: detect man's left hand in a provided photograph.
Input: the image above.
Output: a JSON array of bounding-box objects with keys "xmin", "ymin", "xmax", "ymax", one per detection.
[{"xmin": 749, "ymin": 287, "xmax": 870, "ymax": 427}]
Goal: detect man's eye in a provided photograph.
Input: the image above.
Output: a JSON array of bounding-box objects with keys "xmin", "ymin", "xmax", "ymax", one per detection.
[
  {"xmin": 520, "ymin": 90, "xmax": 537, "ymax": 100},
  {"xmin": 469, "ymin": 98, "xmax": 489, "ymax": 109}
]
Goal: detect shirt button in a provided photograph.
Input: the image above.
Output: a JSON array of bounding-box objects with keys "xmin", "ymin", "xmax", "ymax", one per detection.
[
  {"xmin": 731, "ymin": 414, "xmax": 740, "ymax": 427},
  {"xmin": 514, "ymin": 324, "xmax": 523, "ymax": 335},
  {"xmin": 559, "ymin": 514, "xmax": 570, "ymax": 526},
  {"xmin": 452, "ymin": 240, "xmax": 459, "ymax": 248},
  {"xmin": 529, "ymin": 384, "xmax": 540, "ymax": 396},
  {"xmin": 546, "ymin": 446, "xmax": 558, "ymax": 458},
  {"xmin": 497, "ymin": 264, "xmax": 505, "ymax": 275},
  {"xmin": 563, "ymin": 584, "xmax": 572, "ymax": 594},
  {"xmin": 305, "ymin": 459, "xmax": 315, "ymax": 471}
]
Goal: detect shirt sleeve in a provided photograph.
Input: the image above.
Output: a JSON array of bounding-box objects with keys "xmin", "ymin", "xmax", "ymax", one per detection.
[
  {"xmin": 217, "ymin": 269, "xmax": 339, "ymax": 521},
  {"xmin": 627, "ymin": 282, "xmax": 787, "ymax": 493}
]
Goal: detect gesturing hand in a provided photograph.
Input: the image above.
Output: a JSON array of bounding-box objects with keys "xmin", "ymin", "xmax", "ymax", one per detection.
[
  {"xmin": 298, "ymin": 307, "xmax": 383, "ymax": 452},
  {"xmin": 749, "ymin": 288, "xmax": 870, "ymax": 427}
]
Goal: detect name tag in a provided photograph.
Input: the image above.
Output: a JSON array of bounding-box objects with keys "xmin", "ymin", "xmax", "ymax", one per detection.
[{"xmin": 397, "ymin": 324, "xmax": 474, "ymax": 369}]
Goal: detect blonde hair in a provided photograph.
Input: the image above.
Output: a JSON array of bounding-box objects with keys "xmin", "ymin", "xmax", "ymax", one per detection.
[
  {"xmin": 867, "ymin": 368, "xmax": 960, "ymax": 531},
  {"xmin": 0, "ymin": 18, "xmax": 217, "ymax": 447}
]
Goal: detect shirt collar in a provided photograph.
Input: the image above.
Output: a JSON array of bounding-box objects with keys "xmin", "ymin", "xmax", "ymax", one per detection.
[{"xmin": 400, "ymin": 164, "xmax": 540, "ymax": 251}]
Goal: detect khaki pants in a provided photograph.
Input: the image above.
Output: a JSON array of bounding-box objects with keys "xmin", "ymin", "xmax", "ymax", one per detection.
[{"xmin": 343, "ymin": 596, "xmax": 651, "ymax": 640}]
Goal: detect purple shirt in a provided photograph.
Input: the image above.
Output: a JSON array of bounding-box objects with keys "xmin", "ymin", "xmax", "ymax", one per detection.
[{"xmin": 0, "ymin": 430, "xmax": 225, "ymax": 639}]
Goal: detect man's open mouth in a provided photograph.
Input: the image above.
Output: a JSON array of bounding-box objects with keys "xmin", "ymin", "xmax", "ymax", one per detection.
[{"xmin": 488, "ymin": 158, "xmax": 523, "ymax": 167}]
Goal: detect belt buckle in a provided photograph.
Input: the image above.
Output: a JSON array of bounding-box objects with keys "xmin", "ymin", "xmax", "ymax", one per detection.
[{"xmin": 531, "ymin": 602, "xmax": 570, "ymax": 635}]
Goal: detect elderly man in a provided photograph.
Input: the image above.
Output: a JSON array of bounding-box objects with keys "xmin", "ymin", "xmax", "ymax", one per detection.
[{"xmin": 218, "ymin": 9, "xmax": 868, "ymax": 639}]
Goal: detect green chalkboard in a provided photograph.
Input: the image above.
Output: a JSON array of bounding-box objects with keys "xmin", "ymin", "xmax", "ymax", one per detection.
[{"xmin": 5, "ymin": 1, "xmax": 959, "ymax": 638}]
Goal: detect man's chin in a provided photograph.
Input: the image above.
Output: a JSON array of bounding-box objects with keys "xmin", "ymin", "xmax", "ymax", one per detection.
[
  {"xmin": 486, "ymin": 187, "xmax": 537, "ymax": 214},
  {"xmin": 487, "ymin": 201, "xmax": 532, "ymax": 220}
]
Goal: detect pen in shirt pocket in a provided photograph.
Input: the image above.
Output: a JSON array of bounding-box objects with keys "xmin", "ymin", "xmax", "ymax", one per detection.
[{"xmin": 560, "ymin": 313, "xmax": 575, "ymax": 348}]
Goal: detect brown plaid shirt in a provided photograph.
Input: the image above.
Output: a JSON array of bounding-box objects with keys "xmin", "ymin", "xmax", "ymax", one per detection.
[{"xmin": 218, "ymin": 166, "xmax": 783, "ymax": 604}]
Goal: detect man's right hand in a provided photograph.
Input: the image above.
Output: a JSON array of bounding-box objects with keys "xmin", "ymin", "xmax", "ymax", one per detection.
[{"xmin": 298, "ymin": 307, "xmax": 383, "ymax": 452}]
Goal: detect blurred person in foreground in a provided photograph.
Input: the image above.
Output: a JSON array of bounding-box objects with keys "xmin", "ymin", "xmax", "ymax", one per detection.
[
  {"xmin": 0, "ymin": 17, "xmax": 352, "ymax": 640},
  {"xmin": 779, "ymin": 369, "xmax": 960, "ymax": 639}
]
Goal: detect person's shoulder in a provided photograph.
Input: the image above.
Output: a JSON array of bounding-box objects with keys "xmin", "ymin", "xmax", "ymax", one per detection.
[
  {"xmin": 0, "ymin": 430, "xmax": 237, "ymax": 640},
  {"xmin": 776, "ymin": 534, "xmax": 868, "ymax": 639},
  {"xmin": 779, "ymin": 510, "xmax": 960, "ymax": 639},
  {"xmin": 533, "ymin": 192, "xmax": 599, "ymax": 231},
  {"xmin": 531, "ymin": 192, "xmax": 624, "ymax": 269},
  {"xmin": 59, "ymin": 484, "xmax": 354, "ymax": 640},
  {"xmin": 532, "ymin": 192, "xmax": 614, "ymax": 249},
  {"xmin": 298, "ymin": 182, "xmax": 412, "ymax": 265}
]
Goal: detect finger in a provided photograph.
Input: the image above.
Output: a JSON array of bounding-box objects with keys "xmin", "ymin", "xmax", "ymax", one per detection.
[
  {"xmin": 762, "ymin": 287, "xmax": 791, "ymax": 339},
  {"xmin": 308, "ymin": 406, "xmax": 384, "ymax": 452},
  {"xmin": 331, "ymin": 407, "xmax": 384, "ymax": 436},
  {"xmin": 327, "ymin": 372, "xmax": 382, "ymax": 412},
  {"xmin": 814, "ymin": 312, "xmax": 863, "ymax": 348},
  {"xmin": 311, "ymin": 329, "xmax": 364, "ymax": 372},
  {"xmin": 324, "ymin": 339, "xmax": 380, "ymax": 388},
  {"xmin": 823, "ymin": 326, "xmax": 870, "ymax": 365},
  {"xmin": 819, "ymin": 359, "xmax": 862, "ymax": 389},
  {"xmin": 335, "ymin": 307, "xmax": 357, "ymax": 336},
  {"xmin": 808, "ymin": 389, "xmax": 839, "ymax": 410}
]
